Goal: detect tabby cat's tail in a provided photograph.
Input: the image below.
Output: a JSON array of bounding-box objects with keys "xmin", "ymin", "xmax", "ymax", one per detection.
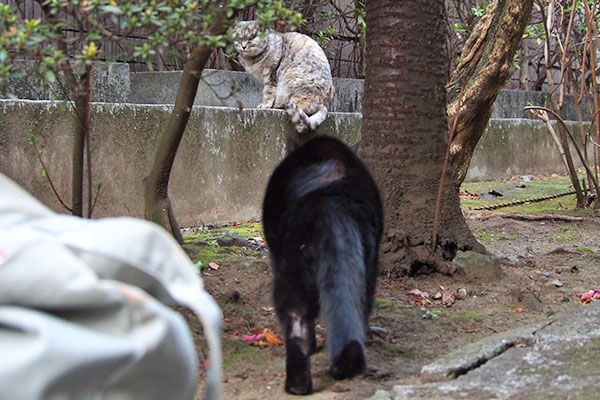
[
  {"xmin": 285, "ymin": 100, "xmax": 328, "ymax": 133},
  {"xmin": 317, "ymin": 208, "xmax": 368, "ymax": 380}
]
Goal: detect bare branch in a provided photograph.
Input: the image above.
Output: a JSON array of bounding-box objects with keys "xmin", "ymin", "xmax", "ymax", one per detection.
[{"xmin": 30, "ymin": 138, "xmax": 73, "ymax": 213}]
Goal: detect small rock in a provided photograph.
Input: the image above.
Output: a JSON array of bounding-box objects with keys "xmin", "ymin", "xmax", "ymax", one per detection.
[
  {"xmin": 452, "ymin": 251, "xmax": 504, "ymax": 283},
  {"xmin": 369, "ymin": 326, "xmax": 388, "ymax": 336},
  {"xmin": 506, "ymin": 255, "xmax": 519, "ymax": 264},
  {"xmin": 457, "ymin": 288, "xmax": 468, "ymax": 299},
  {"xmin": 365, "ymin": 390, "xmax": 393, "ymax": 400},
  {"xmin": 519, "ymin": 249, "xmax": 536, "ymax": 258},
  {"xmin": 550, "ymin": 279, "xmax": 563, "ymax": 288},
  {"xmin": 521, "ymin": 175, "xmax": 533, "ymax": 182},
  {"xmin": 332, "ymin": 383, "xmax": 352, "ymax": 393},
  {"xmin": 222, "ymin": 289, "xmax": 242, "ymax": 303}
]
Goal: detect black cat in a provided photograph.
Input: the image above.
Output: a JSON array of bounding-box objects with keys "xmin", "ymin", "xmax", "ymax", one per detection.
[{"xmin": 262, "ymin": 136, "xmax": 383, "ymax": 395}]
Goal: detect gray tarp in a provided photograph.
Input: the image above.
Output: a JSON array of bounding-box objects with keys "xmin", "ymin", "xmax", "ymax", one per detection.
[{"xmin": 0, "ymin": 174, "xmax": 222, "ymax": 400}]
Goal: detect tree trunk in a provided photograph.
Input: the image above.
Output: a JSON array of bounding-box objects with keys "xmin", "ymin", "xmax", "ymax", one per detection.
[
  {"xmin": 361, "ymin": 0, "xmax": 484, "ymax": 276},
  {"xmin": 71, "ymin": 88, "xmax": 86, "ymax": 218},
  {"xmin": 519, "ymin": 39, "xmax": 529, "ymax": 90},
  {"xmin": 448, "ymin": 0, "xmax": 534, "ymax": 187},
  {"xmin": 44, "ymin": 0, "xmax": 92, "ymax": 218},
  {"xmin": 144, "ymin": 8, "xmax": 229, "ymax": 244},
  {"xmin": 60, "ymin": 62, "xmax": 93, "ymax": 219}
]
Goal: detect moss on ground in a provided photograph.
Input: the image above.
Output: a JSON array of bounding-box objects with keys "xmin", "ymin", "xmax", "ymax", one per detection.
[
  {"xmin": 460, "ymin": 172, "xmax": 599, "ymax": 216},
  {"xmin": 473, "ymin": 229, "xmax": 518, "ymax": 241},
  {"xmin": 183, "ymin": 222, "xmax": 264, "ymax": 271}
]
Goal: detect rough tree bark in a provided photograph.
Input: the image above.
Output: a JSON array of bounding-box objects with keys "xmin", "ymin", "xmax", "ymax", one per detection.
[
  {"xmin": 144, "ymin": 8, "xmax": 229, "ymax": 244},
  {"xmin": 448, "ymin": 0, "xmax": 534, "ymax": 187},
  {"xmin": 69, "ymin": 71, "xmax": 89, "ymax": 218},
  {"xmin": 361, "ymin": 0, "xmax": 485, "ymax": 276}
]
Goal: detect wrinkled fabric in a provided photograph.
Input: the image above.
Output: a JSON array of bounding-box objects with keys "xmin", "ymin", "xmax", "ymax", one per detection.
[{"xmin": 0, "ymin": 173, "xmax": 222, "ymax": 400}]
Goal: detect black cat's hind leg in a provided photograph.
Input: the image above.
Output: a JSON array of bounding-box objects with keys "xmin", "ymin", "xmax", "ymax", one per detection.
[
  {"xmin": 329, "ymin": 340, "xmax": 366, "ymax": 380},
  {"xmin": 281, "ymin": 311, "xmax": 315, "ymax": 395}
]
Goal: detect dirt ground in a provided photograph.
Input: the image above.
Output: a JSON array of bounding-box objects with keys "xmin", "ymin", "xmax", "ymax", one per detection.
[{"xmin": 189, "ymin": 204, "xmax": 600, "ymax": 399}]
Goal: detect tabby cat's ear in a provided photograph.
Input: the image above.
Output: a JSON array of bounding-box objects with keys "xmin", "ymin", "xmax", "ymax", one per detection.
[{"xmin": 286, "ymin": 136, "xmax": 300, "ymax": 154}]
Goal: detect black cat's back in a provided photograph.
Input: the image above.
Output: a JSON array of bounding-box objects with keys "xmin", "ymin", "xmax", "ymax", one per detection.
[{"xmin": 262, "ymin": 136, "xmax": 383, "ymax": 395}]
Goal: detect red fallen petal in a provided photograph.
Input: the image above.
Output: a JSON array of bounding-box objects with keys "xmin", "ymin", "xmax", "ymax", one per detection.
[
  {"xmin": 583, "ymin": 291, "xmax": 595, "ymax": 300},
  {"xmin": 242, "ymin": 333, "xmax": 263, "ymax": 343}
]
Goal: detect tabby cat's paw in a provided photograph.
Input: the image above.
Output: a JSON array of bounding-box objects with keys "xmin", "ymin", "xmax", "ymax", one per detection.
[{"xmin": 257, "ymin": 103, "xmax": 273, "ymax": 108}]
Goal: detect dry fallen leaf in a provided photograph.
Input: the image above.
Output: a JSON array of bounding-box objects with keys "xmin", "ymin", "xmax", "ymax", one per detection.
[
  {"xmin": 241, "ymin": 328, "xmax": 284, "ymax": 348},
  {"xmin": 263, "ymin": 329, "xmax": 284, "ymax": 346},
  {"xmin": 510, "ymin": 306, "xmax": 524, "ymax": 313},
  {"xmin": 208, "ymin": 262, "xmax": 219, "ymax": 270},
  {"xmin": 442, "ymin": 292, "xmax": 456, "ymax": 307},
  {"xmin": 261, "ymin": 306, "xmax": 274, "ymax": 315},
  {"xmin": 408, "ymin": 288, "xmax": 430, "ymax": 298}
]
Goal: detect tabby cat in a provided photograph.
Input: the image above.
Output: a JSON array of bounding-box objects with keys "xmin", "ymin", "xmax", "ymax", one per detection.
[
  {"xmin": 233, "ymin": 21, "xmax": 334, "ymax": 133},
  {"xmin": 262, "ymin": 136, "xmax": 383, "ymax": 395}
]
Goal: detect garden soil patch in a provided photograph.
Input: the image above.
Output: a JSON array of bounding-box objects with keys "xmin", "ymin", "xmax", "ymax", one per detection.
[{"xmin": 188, "ymin": 209, "xmax": 600, "ymax": 399}]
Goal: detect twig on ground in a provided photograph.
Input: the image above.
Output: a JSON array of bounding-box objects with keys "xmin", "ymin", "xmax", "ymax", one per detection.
[
  {"xmin": 495, "ymin": 213, "xmax": 584, "ymax": 222},
  {"xmin": 544, "ymin": 247, "xmax": 600, "ymax": 258}
]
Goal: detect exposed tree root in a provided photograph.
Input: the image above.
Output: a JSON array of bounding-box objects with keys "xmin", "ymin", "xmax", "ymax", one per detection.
[{"xmin": 380, "ymin": 229, "xmax": 484, "ymax": 276}]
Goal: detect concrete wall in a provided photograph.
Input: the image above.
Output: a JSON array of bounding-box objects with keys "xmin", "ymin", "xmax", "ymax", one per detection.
[
  {"xmin": 127, "ymin": 69, "xmax": 364, "ymax": 113},
  {"xmin": 1, "ymin": 63, "xmax": 132, "ymax": 103},
  {"xmin": 0, "ymin": 99, "xmax": 359, "ymax": 226},
  {"xmin": 0, "ymin": 65, "xmax": 592, "ymax": 224},
  {"xmin": 466, "ymin": 119, "xmax": 589, "ymax": 181}
]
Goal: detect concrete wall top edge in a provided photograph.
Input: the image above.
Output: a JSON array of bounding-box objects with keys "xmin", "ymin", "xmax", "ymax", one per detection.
[{"xmin": 6, "ymin": 63, "xmax": 591, "ymax": 120}]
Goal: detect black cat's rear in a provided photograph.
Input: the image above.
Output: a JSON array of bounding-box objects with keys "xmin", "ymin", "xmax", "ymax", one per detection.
[{"xmin": 262, "ymin": 136, "xmax": 383, "ymax": 395}]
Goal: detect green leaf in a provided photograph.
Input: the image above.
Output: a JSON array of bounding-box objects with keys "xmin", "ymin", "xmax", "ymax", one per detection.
[
  {"xmin": 100, "ymin": 5, "xmax": 123, "ymax": 15},
  {"xmin": 45, "ymin": 69, "xmax": 56, "ymax": 83}
]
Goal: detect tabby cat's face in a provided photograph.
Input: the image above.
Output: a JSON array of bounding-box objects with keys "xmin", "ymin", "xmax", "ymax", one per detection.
[{"xmin": 233, "ymin": 21, "xmax": 268, "ymax": 57}]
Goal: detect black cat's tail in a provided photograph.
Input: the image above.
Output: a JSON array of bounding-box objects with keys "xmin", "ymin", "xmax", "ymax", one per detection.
[{"xmin": 317, "ymin": 207, "xmax": 368, "ymax": 380}]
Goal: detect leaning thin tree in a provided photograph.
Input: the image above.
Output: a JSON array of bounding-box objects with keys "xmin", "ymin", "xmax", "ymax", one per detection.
[
  {"xmin": 143, "ymin": 6, "xmax": 230, "ymax": 245},
  {"xmin": 143, "ymin": 2, "xmax": 301, "ymax": 243},
  {"xmin": 447, "ymin": 0, "xmax": 534, "ymax": 187}
]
